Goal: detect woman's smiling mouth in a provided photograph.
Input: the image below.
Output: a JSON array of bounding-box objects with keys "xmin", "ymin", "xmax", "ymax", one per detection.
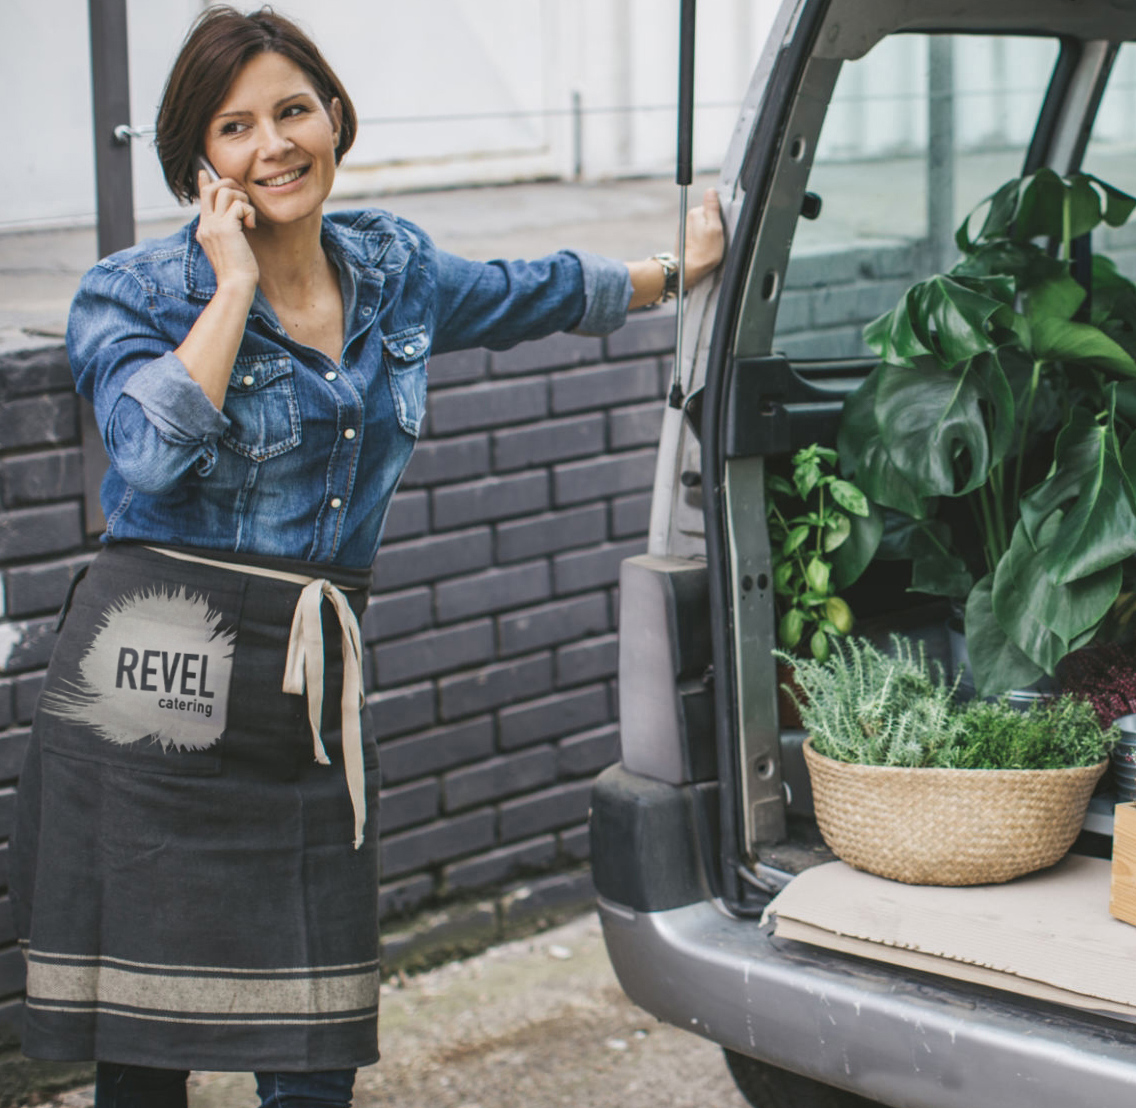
[{"xmin": 258, "ymin": 166, "xmax": 309, "ymax": 187}]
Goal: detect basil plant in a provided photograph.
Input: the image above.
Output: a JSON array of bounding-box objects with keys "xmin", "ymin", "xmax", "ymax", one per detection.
[{"xmin": 838, "ymin": 169, "xmax": 1136, "ymax": 696}]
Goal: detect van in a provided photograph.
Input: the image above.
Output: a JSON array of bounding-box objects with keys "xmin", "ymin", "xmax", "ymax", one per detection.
[{"xmin": 590, "ymin": 2, "xmax": 1136, "ymax": 1104}]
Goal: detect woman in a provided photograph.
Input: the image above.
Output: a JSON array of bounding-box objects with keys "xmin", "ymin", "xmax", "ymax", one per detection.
[{"xmin": 11, "ymin": 6, "xmax": 724, "ymax": 1107}]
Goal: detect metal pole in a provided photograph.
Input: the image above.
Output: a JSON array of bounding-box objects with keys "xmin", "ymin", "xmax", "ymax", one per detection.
[
  {"xmin": 670, "ymin": 0, "xmax": 696, "ymax": 410},
  {"xmin": 927, "ymin": 36, "xmax": 955, "ymax": 275},
  {"xmin": 88, "ymin": 0, "xmax": 135, "ymax": 259},
  {"xmin": 572, "ymin": 91, "xmax": 583, "ymax": 181}
]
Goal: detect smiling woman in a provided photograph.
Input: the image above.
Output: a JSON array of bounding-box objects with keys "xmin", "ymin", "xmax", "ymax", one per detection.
[{"xmin": 7, "ymin": 5, "xmax": 724, "ymax": 1108}]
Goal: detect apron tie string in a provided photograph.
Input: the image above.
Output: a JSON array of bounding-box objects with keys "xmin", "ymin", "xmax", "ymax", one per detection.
[{"xmin": 146, "ymin": 547, "xmax": 369, "ymax": 849}]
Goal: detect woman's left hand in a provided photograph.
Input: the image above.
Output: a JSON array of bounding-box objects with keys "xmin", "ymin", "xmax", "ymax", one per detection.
[
  {"xmin": 681, "ymin": 187, "xmax": 726, "ymax": 286},
  {"xmin": 627, "ymin": 187, "xmax": 726, "ymax": 309}
]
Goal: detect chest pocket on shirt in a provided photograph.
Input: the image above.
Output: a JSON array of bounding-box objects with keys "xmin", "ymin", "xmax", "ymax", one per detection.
[
  {"xmin": 382, "ymin": 326, "xmax": 429, "ymax": 437},
  {"xmin": 221, "ymin": 354, "xmax": 302, "ymax": 460}
]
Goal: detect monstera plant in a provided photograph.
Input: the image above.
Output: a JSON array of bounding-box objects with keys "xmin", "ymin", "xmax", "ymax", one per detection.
[{"xmin": 838, "ymin": 169, "xmax": 1136, "ymax": 695}]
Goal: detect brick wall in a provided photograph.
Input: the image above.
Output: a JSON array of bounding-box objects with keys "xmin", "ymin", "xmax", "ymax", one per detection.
[{"xmin": 0, "ymin": 239, "xmax": 925, "ymax": 1045}]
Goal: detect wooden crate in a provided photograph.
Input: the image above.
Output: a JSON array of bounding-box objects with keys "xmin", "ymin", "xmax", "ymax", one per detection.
[{"xmin": 1111, "ymin": 802, "xmax": 1136, "ymax": 926}]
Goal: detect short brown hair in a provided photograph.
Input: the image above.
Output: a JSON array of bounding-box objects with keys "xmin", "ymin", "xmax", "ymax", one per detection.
[{"xmin": 156, "ymin": 5, "xmax": 357, "ymax": 202}]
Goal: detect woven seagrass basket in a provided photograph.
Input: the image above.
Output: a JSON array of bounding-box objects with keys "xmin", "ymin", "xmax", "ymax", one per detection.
[{"xmin": 803, "ymin": 739, "xmax": 1107, "ymax": 886}]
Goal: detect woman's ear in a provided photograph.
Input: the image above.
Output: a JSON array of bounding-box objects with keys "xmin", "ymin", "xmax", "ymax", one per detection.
[{"xmin": 330, "ymin": 97, "xmax": 343, "ymax": 145}]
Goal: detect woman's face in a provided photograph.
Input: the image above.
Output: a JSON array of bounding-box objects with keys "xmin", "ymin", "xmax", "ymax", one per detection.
[{"xmin": 202, "ymin": 51, "xmax": 342, "ymax": 229}]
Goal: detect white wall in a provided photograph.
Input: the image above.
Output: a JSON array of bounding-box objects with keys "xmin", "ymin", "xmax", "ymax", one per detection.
[{"xmin": 2, "ymin": 0, "xmax": 778, "ymax": 232}]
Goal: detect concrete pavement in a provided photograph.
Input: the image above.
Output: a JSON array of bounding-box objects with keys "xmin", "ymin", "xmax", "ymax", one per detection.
[{"xmin": 37, "ymin": 912, "xmax": 751, "ymax": 1108}]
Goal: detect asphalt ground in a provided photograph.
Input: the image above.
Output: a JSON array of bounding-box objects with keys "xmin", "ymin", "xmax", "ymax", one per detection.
[{"xmin": 32, "ymin": 912, "xmax": 751, "ymax": 1108}]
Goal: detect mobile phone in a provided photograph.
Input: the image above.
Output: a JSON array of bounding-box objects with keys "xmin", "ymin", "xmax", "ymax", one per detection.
[{"xmin": 196, "ymin": 155, "xmax": 220, "ymax": 182}]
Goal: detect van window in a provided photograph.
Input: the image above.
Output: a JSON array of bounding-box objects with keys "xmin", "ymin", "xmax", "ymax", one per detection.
[{"xmin": 773, "ymin": 34, "xmax": 1061, "ymax": 361}]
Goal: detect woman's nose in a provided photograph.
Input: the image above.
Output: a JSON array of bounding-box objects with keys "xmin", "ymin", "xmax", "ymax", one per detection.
[{"xmin": 260, "ymin": 122, "xmax": 293, "ymax": 159}]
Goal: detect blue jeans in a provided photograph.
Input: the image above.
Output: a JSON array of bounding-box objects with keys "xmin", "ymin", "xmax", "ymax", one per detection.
[{"xmin": 93, "ymin": 1063, "xmax": 357, "ymax": 1107}]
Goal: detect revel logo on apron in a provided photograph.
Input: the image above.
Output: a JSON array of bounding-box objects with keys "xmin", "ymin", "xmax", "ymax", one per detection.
[{"xmin": 41, "ymin": 586, "xmax": 236, "ymax": 751}]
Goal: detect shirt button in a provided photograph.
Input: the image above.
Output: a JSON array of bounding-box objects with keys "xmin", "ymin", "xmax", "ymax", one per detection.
[
  {"xmin": 325, "ymin": 371, "xmax": 338, "ymax": 381},
  {"xmin": 330, "ymin": 497, "xmax": 342, "ymax": 509},
  {"xmin": 242, "ymin": 375, "xmax": 254, "ymax": 386},
  {"xmin": 362, "ymin": 306, "xmax": 373, "ymax": 316},
  {"xmin": 403, "ymin": 344, "xmax": 416, "ymax": 356},
  {"xmin": 344, "ymin": 428, "xmax": 356, "ymax": 440}
]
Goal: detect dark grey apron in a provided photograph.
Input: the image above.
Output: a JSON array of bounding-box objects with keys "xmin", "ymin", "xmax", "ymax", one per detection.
[{"xmin": 10, "ymin": 543, "xmax": 381, "ymax": 1072}]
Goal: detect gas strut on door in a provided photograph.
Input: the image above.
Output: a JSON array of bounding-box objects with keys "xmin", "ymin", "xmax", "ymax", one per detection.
[{"xmin": 669, "ymin": 0, "xmax": 697, "ymax": 411}]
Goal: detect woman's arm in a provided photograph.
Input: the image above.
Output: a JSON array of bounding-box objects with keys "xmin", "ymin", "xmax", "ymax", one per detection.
[{"xmin": 627, "ymin": 188, "xmax": 725, "ymax": 310}]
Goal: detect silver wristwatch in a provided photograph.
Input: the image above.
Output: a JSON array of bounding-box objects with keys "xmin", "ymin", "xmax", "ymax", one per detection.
[{"xmin": 651, "ymin": 252, "xmax": 680, "ymax": 302}]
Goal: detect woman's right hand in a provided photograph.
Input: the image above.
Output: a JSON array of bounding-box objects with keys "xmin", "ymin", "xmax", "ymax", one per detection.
[{"xmin": 195, "ymin": 169, "xmax": 259, "ymax": 293}]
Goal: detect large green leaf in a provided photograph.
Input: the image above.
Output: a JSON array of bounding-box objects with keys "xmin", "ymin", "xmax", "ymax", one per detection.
[
  {"xmin": 1019, "ymin": 402, "xmax": 1136, "ymax": 582},
  {"xmin": 837, "ymin": 368, "xmax": 929, "ymax": 519},
  {"xmin": 1029, "ymin": 315, "xmax": 1136, "ymax": 377},
  {"xmin": 1088, "ymin": 173, "xmax": 1136, "ymax": 228},
  {"xmin": 957, "ymin": 178, "xmax": 1021, "ymax": 250},
  {"xmin": 873, "ymin": 355, "xmax": 997, "ymax": 500},
  {"xmin": 964, "ymin": 575, "xmax": 1045, "ymax": 696},
  {"xmin": 865, "ymin": 275, "xmax": 1012, "ymax": 369},
  {"xmin": 831, "ymin": 499, "xmax": 883, "ymax": 591},
  {"xmin": 990, "ymin": 515, "xmax": 1121, "ymax": 672},
  {"xmin": 1014, "ymin": 169, "xmax": 1102, "ymax": 243}
]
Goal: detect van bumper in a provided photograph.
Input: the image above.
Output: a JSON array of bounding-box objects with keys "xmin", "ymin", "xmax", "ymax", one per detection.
[{"xmin": 598, "ymin": 895, "xmax": 1136, "ymax": 1108}]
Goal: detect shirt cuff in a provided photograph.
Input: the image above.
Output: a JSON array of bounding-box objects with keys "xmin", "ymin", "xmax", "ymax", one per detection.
[
  {"xmin": 566, "ymin": 250, "xmax": 632, "ymax": 336},
  {"xmin": 120, "ymin": 352, "xmax": 230, "ymax": 442}
]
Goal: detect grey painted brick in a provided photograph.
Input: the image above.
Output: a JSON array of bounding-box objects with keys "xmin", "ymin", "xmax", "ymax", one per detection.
[
  {"xmin": 772, "ymin": 288, "xmax": 812, "ymax": 334},
  {"xmin": 378, "ymin": 874, "xmax": 435, "ymax": 922},
  {"xmin": 502, "ymin": 867, "xmax": 595, "ymax": 923},
  {"xmin": 559, "ymin": 824, "xmax": 591, "ymax": 861},
  {"xmin": 401, "ymin": 434, "xmax": 490, "ymax": 488},
  {"xmin": 429, "ymin": 379, "xmax": 547, "ymax": 435},
  {"xmin": 610, "ymin": 491, "xmax": 652, "ymax": 538},
  {"xmin": 550, "ymin": 359, "xmax": 659, "ymax": 415},
  {"xmin": 0, "ymin": 395, "xmax": 77, "ymax": 450},
  {"xmin": 0, "ymin": 619, "xmax": 56, "ymax": 676},
  {"xmin": 379, "ymin": 716, "xmax": 496, "ymax": 786},
  {"xmin": 784, "ymin": 246, "xmax": 862, "ymax": 289},
  {"xmin": 774, "ymin": 326, "xmax": 870, "ymax": 361},
  {"xmin": 438, "ymin": 653, "xmax": 553, "ymax": 722},
  {"xmin": 604, "ymin": 307, "xmax": 676, "ymax": 359},
  {"xmin": 373, "ymin": 528, "xmax": 492, "ymax": 591},
  {"xmin": 380, "ymin": 809, "xmax": 496, "ymax": 879},
  {"xmin": 0, "ymin": 346, "xmax": 73, "ymax": 398},
  {"xmin": 553, "ymin": 539, "xmax": 646, "ymax": 595},
  {"xmin": 492, "ymin": 414, "xmax": 605, "ymax": 472},
  {"xmin": 490, "ymin": 332, "xmax": 602, "ymax": 375},
  {"xmin": 2, "ymin": 449, "xmax": 83, "ymax": 507},
  {"xmin": 498, "ymin": 781, "xmax": 594, "ymax": 843},
  {"xmin": 443, "ymin": 746, "xmax": 557, "ymax": 812},
  {"xmin": 553, "ymin": 449, "xmax": 656, "ymax": 506},
  {"xmin": 367, "ymin": 680, "xmax": 435, "ymax": 740},
  {"xmin": 497, "ymin": 683, "xmax": 610, "ymax": 751},
  {"xmin": 0, "ymin": 790, "xmax": 13, "ymax": 842},
  {"xmin": 0, "ymin": 730, "xmax": 29, "ymax": 783},
  {"xmin": 379, "ymin": 778, "xmax": 440, "ymax": 834},
  {"xmin": 495, "ymin": 504, "xmax": 607, "ymax": 564},
  {"xmin": 14, "ymin": 673, "xmax": 42, "ymax": 725},
  {"xmin": 434, "ymin": 561, "xmax": 551, "ymax": 625},
  {"xmin": 372, "ymin": 619, "xmax": 494, "ymax": 687},
  {"xmin": 0, "ymin": 503, "xmax": 82, "ymax": 561},
  {"xmin": 381, "ymin": 490, "xmax": 429, "ymax": 541},
  {"xmin": 432, "ymin": 471, "xmax": 549, "ymax": 531},
  {"xmin": 0, "ymin": 682, "xmax": 11, "ymax": 731},
  {"xmin": 555, "ymin": 633, "xmax": 619, "ymax": 687},
  {"xmin": 607, "ymin": 400, "xmax": 664, "ymax": 450},
  {"xmin": 428, "ymin": 348, "xmax": 488, "ymax": 386},
  {"xmin": 557, "ymin": 723, "xmax": 620, "ymax": 777},
  {"xmin": 361, "ymin": 587, "xmax": 433, "ymax": 643},
  {"xmin": 497, "ymin": 593, "xmax": 610, "ymax": 658},
  {"xmin": 2, "ymin": 554, "xmax": 92, "ymax": 619},
  {"xmin": 443, "ymin": 835, "xmax": 557, "ymax": 894},
  {"xmin": 811, "ymin": 279, "xmax": 907, "ymax": 329}
]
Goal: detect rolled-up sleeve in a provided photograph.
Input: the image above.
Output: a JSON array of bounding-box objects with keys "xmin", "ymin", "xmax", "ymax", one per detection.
[
  {"xmin": 67, "ymin": 264, "xmax": 230, "ymax": 494},
  {"xmin": 564, "ymin": 249, "xmax": 633, "ymax": 336}
]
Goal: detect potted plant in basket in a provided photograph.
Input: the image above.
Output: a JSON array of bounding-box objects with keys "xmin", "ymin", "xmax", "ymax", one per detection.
[
  {"xmin": 838, "ymin": 169, "xmax": 1136, "ymax": 697},
  {"xmin": 778, "ymin": 635, "xmax": 1117, "ymax": 886}
]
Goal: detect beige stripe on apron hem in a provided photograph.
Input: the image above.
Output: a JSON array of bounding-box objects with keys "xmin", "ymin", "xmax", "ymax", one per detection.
[{"xmin": 145, "ymin": 546, "xmax": 368, "ymax": 849}]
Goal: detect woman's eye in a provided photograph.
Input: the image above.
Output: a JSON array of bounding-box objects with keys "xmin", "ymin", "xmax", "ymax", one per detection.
[
  {"xmin": 282, "ymin": 104, "xmax": 310, "ymax": 118},
  {"xmin": 219, "ymin": 121, "xmax": 246, "ymax": 135}
]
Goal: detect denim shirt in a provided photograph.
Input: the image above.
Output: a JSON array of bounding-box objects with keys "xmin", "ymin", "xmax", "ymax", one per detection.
[{"xmin": 67, "ymin": 209, "xmax": 632, "ymax": 567}]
